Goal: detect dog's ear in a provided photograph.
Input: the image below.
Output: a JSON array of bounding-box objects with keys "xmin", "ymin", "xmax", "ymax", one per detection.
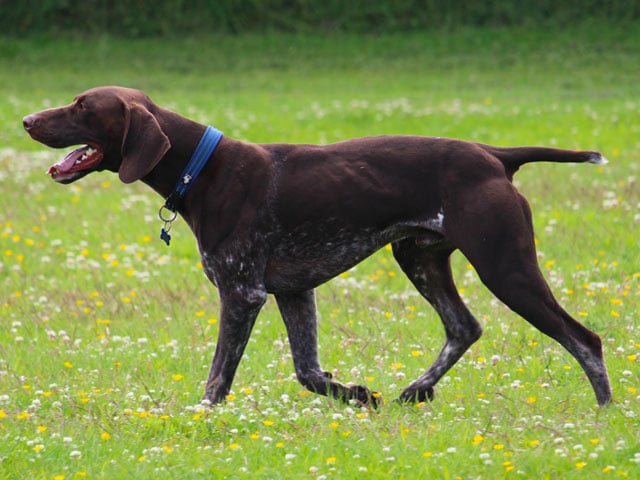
[{"xmin": 119, "ymin": 103, "xmax": 171, "ymax": 184}]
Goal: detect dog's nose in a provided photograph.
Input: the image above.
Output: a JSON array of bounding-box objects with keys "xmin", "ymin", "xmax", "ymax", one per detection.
[{"xmin": 23, "ymin": 114, "xmax": 37, "ymax": 132}]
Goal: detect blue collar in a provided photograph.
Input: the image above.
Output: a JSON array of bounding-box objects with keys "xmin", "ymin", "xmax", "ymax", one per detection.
[{"xmin": 159, "ymin": 125, "xmax": 223, "ymax": 245}]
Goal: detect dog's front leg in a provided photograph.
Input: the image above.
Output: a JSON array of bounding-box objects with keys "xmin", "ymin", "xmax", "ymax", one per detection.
[
  {"xmin": 203, "ymin": 284, "xmax": 267, "ymax": 404},
  {"xmin": 275, "ymin": 290, "xmax": 381, "ymax": 407}
]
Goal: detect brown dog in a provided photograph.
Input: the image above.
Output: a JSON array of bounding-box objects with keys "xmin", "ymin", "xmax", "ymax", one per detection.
[{"xmin": 23, "ymin": 86, "xmax": 612, "ymax": 407}]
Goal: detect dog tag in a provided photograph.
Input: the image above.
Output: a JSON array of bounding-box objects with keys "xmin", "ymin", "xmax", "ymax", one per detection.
[{"xmin": 160, "ymin": 227, "xmax": 171, "ymax": 246}]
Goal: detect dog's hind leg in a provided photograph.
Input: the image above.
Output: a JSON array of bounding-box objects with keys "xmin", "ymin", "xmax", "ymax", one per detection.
[
  {"xmin": 392, "ymin": 239, "xmax": 483, "ymax": 403},
  {"xmin": 275, "ymin": 290, "xmax": 381, "ymax": 407},
  {"xmin": 450, "ymin": 190, "xmax": 612, "ymax": 406}
]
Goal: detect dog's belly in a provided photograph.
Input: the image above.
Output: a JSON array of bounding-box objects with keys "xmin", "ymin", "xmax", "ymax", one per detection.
[
  {"xmin": 264, "ymin": 221, "xmax": 440, "ymax": 293},
  {"xmin": 265, "ymin": 235, "xmax": 382, "ymax": 292}
]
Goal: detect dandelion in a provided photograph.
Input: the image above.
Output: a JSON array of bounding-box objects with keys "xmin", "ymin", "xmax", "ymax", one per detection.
[
  {"xmin": 37, "ymin": 425, "xmax": 47, "ymax": 433},
  {"xmin": 0, "ymin": 410, "xmax": 6, "ymax": 420},
  {"xmin": 472, "ymin": 435, "xmax": 484, "ymax": 446},
  {"xmin": 64, "ymin": 361, "xmax": 73, "ymax": 369},
  {"xmin": 262, "ymin": 420, "xmax": 275, "ymax": 427},
  {"xmin": 576, "ymin": 461, "xmax": 587, "ymax": 469},
  {"xmin": 172, "ymin": 374, "xmax": 184, "ymax": 382},
  {"xmin": 229, "ymin": 443, "xmax": 240, "ymax": 450},
  {"xmin": 101, "ymin": 432, "xmax": 111, "ymax": 440},
  {"xmin": 326, "ymin": 456, "xmax": 337, "ymax": 464}
]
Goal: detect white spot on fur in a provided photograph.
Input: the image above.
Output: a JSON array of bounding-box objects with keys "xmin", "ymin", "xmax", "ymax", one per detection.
[{"xmin": 426, "ymin": 210, "xmax": 445, "ymax": 232}]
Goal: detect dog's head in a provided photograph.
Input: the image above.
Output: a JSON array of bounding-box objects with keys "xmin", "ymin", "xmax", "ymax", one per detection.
[{"xmin": 23, "ymin": 86, "xmax": 170, "ymax": 184}]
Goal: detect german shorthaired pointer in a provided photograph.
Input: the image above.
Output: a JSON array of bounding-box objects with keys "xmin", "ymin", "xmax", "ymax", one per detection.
[{"xmin": 23, "ymin": 86, "xmax": 612, "ymax": 407}]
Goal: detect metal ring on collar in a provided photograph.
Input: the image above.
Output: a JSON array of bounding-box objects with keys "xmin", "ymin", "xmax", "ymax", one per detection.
[{"xmin": 158, "ymin": 205, "xmax": 178, "ymax": 223}]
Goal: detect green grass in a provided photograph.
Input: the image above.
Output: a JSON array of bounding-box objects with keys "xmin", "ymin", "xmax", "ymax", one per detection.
[{"xmin": 1, "ymin": 22, "xmax": 639, "ymax": 479}]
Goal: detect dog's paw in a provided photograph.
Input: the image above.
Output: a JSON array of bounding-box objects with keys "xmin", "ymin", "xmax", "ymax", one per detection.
[
  {"xmin": 346, "ymin": 385, "xmax": 384, "ymax": 409},
  {"xmin": 397, "ymin": 386, "xmax": 435, "ymax": 404}
]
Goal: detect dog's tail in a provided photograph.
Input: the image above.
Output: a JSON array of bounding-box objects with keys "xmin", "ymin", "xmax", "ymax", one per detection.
[{"xmin": 480, "ymin": 144, "xmax": 608, "ymax": 179}]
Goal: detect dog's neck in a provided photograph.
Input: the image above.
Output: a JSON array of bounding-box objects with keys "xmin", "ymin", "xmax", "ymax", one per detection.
[{"xmin": 141, "ymin": 108, "xmax": 218, "ymax": 202}]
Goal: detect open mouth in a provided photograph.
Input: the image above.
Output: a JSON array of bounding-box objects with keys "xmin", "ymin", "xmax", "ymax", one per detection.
[{"xmin": 47, "ymin": 145, "xmax": 104, "ymax": 182}]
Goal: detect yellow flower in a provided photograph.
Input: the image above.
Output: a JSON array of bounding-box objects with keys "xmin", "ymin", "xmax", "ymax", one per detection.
[
  {"xmin": 37, "ymin": 425, "xmax": 47, "ymax": 433},
  {"xmin": 576, "ymin": 461, "xmax": 587, "ymax": 469},
  {"xmin": 0, "ymin": 410, "xmax": 6, "ymax": 420},
  {"xmin": 172, "ymin": 374, "xmax": 184, "ymax": 382},
  {"xmin": 229, "ymin": 443, "xmax": 240, "ymax": 450},
  {"xmin": 262, "ymin": 420, "xmax": 275, "ymax": 427},
  {"xmin": 472, "ymin": 435, "xmax": 484, "ymax": 445},
  {"xmin": 326, "ymin": 456, "xmax": 337, "ymax": 464},
  {"xmin": 64, "ymin": 361, "xmax": 73, "ymax": 369},
  {"xmin": 101, "ymin": 432, "xmax": 111, "ymax": 440}
]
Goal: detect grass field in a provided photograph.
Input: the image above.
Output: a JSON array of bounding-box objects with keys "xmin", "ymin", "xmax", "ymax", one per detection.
[{"xmin": 1, "ymin": 22, "xmax": 639, "ymax": 479}]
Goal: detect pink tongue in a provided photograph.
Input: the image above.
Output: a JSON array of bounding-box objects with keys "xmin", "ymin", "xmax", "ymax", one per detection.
[{"xmin": 49, "ymin": 147, "xmax": 87, "ymax": 173}]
